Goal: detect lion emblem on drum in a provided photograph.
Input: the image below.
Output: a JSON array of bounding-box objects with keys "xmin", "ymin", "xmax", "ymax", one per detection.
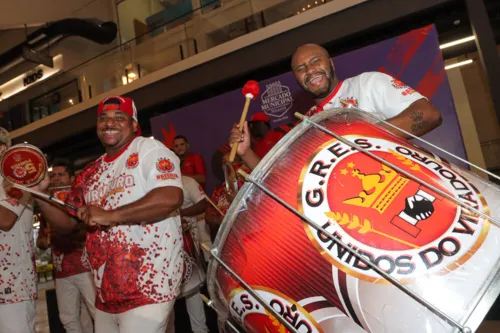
[{"xmin": 299, "ymin": 136, "xmax": 490, "ymax": 283}]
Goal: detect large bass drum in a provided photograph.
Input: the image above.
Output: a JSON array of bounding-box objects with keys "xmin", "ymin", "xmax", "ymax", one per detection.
[{"xmin": 207, "ymin": 108, "xmax": 500, "ymax": 333}]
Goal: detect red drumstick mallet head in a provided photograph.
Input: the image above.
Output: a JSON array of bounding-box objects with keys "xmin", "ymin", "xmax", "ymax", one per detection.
[{"xmin": 242, "ymin": 80, "xmax": 260, "ymax": 100}]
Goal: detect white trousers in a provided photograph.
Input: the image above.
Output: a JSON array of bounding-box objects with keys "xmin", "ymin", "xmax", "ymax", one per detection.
[
  {"xmin": 56, "ymin": 272, "xmax": 96, "ymax": 333},
  {"xmin": 0, "ymin": 300, "xmax": 36, "ymax": 333},
  {"xmin": 168, "ymin": 291, "xmax": 209, "ymax": 333},
  {"xmin": 95, "ymin": 300, "xmax": 175, "ymax": 333}
]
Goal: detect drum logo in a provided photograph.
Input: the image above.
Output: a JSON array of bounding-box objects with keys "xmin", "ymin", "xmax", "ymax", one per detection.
[
  {"xmin": 299, "ymin": 136, "xmax": 489, "ymax": 283},
  {"xmin": 126, "ymin": 153, "xmax": 139, "ymax": 169},
  {"xmin": 13, "ymin": 166, "xmax": 27, "ymax": 178},
  {"xmin": 228, "ymin": 287, "xmax": 324, "ymax": 333}
]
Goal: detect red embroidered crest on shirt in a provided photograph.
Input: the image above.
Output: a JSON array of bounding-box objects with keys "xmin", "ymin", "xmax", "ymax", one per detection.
[
  {"xmin": 391, "ymin": 78, "xmax": 407, "ymax": 89},
  {"xmin": 391, "ymin": 79, "xmax": 415, "ymax": 96},
  {"xmin": 126, "ymin": 153, "xmax": 139, "ymax": 169},
  {"xmin": 156, "ymin": 158, "xmax": 174, "ymax": 173},
  {"xmin": 156, "ymin": 158, "xmax": 178, "ymax": 180},
  {"xmin": 3, "ymin": 197, "xmax": 19, "ymax": 206},
  {"xmin": 7, "ymin": 188, "xmax": 23, "ymax": 200}
]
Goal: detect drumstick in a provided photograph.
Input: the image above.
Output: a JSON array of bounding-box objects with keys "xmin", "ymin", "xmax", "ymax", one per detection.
[
  {"xmin": 204, "ymin": 194, "xmax": 225, "ymax": 217},
  {"xmin": 229, "ymin": 80, "xmax": 260, "ymax": 162},
  {"xmin": 13, "ymin": 183, "xmax": 78, "ymax": 211}
]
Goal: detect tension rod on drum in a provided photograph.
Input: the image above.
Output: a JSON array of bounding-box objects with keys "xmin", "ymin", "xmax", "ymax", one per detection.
[
  {"xmin": 295, "ymin": 113, "xmax": 500, "ymax": 229},
  {"xmin": 237, "ymin": 169, "xmax": 471, "ymax": 333},
  {"xmin": 199, "ymin": 294, "xmax": 243, "ymax": 333},
  {"xmin": 200, "ymin": 243, "xmax": 301, "ymax": 333},
  {"xmin": 340, "ymin": 101, "xmax": 500, "ymax": 182}
]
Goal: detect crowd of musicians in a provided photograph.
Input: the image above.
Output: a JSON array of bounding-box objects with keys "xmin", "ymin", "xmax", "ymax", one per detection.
[{"xmin": 0, "ymin": 43, "xmax": 443, "ymax": 333}]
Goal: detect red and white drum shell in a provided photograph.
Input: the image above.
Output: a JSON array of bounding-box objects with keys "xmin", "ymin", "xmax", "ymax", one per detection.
[
  {"xmin": 207, "ymin": 108, "xmax": 500, "ymax": 333},
  {"xmin": 180, "ymin": 226, "xmax": 205, "ymax": 298},
  {"xmin": 1, "ymin": 143, "xmax": 47, "ymax": 186}
]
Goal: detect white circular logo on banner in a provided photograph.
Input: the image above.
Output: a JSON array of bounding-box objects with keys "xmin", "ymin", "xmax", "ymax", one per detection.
[{"xmin": 260, "ymin": 81, "xmax": 293, "ymax": 118}]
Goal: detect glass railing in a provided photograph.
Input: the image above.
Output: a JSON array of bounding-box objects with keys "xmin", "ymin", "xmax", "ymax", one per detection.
[{"xmin": 0, "ymin": 0, "xmax": 334, "ymax": 132}]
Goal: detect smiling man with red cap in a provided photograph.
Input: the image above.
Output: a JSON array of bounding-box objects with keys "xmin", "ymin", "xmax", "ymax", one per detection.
[
  {"xmin": 248, "ymin": 112, "xmax": 293, "ymax": 159},
  {"xmin": 32, "ymin": 96, "xmax": 184, "ymax": 333}
]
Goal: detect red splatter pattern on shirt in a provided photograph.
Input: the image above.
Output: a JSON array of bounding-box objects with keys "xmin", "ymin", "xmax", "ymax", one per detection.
[{"xmin": 63, "ymin": 138, "xmax": 183, "ymax": 313}]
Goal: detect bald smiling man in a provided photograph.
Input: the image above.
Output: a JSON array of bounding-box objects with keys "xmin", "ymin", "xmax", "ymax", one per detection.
[{"xmin": 230, "ymin": 43, "xmax": 442, "ymax": 170}]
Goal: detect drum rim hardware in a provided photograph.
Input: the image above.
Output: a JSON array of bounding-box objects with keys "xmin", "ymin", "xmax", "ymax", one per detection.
[
  {"xmin": 201, "ymin": 242, "xmax": 301, "ymax": 333},
  {"xmin": 296, "ymin": 112, "xmax": 500, "ymax": 229},
  {"xmin": 0, "ymin": 143, "xmax": 47, "ymax": 186},
  {"xmin": 207, "ymin": 108, "xmax": 499, "ymax": 333},
  {"xmin": 0, "ymin": 143, "xmax": 78, "ymax": 212},
  {"xmin": 238, "ymin": 168, "xmax": 471, "ymax": 333},
  {"xmin": 340, "ymin": 100, "xmax": 500, "ymax": 184}
]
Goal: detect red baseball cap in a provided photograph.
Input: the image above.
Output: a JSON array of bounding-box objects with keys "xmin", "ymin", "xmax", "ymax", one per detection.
[
  {"xmin": 97, "ymin": 96, "xmax": 142, "ymax": 136},
  {"xmin": 249, "ymin": 112, "xmax": 270, "ymax": 123}
]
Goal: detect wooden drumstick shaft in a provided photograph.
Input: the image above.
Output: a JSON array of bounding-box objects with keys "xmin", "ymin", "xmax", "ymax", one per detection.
[
  {"xmin": 204, "ymin": 194, "xmax": 225, "ymax": 217},
  {"xmin": 13, "ymin": 183, "xmax": 78, "ymax": 212},
  {"xmin": 229, "ymin": 95, "xmax": 253, "ymax": 162}
]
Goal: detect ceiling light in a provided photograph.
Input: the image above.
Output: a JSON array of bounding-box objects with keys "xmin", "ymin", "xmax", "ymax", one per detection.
[
  {"xmin": 69, "ymin": 99, "xmax": 74, "ymax": 105},
  {"xmin": 445, "ymin": 59, "xmax": 473, "ymax": 70},
  {"xmin": 439, "ymin": 36, "xmax": 475, "ymax": 49}
]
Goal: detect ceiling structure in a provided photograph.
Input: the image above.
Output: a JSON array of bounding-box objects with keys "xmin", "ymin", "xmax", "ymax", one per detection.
[{"xmin": 3, "ymin": 0, "xmax": 500, "ymax": 168}]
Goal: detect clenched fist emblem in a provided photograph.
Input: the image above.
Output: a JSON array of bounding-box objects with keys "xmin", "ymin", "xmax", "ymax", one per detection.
[{"xmin": 403, "ymin": 194, "xmax": 435, "ymax": 221}]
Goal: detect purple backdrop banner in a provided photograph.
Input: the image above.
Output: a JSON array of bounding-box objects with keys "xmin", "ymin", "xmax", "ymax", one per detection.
[{"xmin": 151, "ymin": 25, "xmax": 465, "ymax": 195}]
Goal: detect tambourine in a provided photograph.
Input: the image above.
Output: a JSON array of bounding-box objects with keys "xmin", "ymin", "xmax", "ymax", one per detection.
[
  {"xmin": 0, "ymin": 144, "xmax": 78, "ymax": 212},
  {"xmin": 1, "ymin": 143, "xmax": 48, "ymax": 186}
]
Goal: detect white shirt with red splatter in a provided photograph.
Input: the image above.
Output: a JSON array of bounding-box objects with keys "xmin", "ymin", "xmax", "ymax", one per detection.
[
  {"xmin": 66, "ymin": 136, "xmax": 183, "ymax": 314},
  {"xmin": 179, "ymin": 176, "xmax": 206, "ymax": 295},
  {"xmin": 305, "ymin": 72, "xmax": 426, "ymax": 118},
  {"xmin": 181, "ymin": 175, "xmax": 205, "ymax": 227},
  {"xmin": 0, "ymin": 178, "xmax": 36, "ymax": 304}
]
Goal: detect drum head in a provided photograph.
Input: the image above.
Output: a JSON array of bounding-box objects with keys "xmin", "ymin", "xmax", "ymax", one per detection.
[
  {"xmin": 207, "ymin": 108, "xmax": 500, "ymax": 333},
  {"xmin": 1, "ymin": 143, "xmax": 47, "ymax": 186}
]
